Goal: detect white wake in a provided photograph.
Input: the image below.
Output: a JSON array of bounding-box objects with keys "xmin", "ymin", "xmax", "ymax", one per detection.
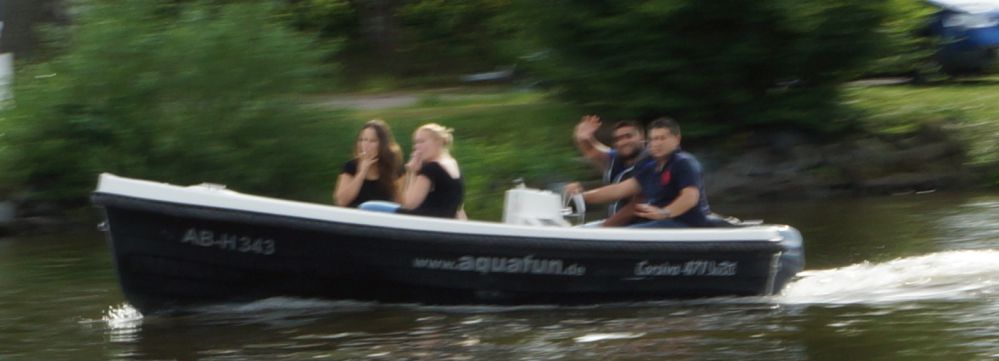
[{"xmin": 779, "ymin": 250, "xmax": 999, "ymax": 305}]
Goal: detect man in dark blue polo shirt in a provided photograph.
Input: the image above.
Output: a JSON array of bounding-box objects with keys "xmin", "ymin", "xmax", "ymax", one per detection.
[{"xmin": 575, "ymin": 117, "xmax": 711, "ymax": 228}]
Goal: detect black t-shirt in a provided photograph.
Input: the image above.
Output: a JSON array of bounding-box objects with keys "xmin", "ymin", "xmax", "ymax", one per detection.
[
  {"xmin": 400, "ymin": 162, "xmax": 464, "ymax": 218},
  {"xmin": 342, "ymin": 159, "xmax": 395, "ymax": 208}
]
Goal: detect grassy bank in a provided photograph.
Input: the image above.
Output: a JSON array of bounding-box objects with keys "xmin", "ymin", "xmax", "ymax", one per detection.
[{"xmin": 845, "ymin": 78, "xmax": 999, "ymax": 168}]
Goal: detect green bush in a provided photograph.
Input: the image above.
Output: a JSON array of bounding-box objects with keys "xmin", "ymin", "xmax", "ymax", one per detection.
[
  {"xmin": 0, "ymin": 0, "xmax": 348, "ymax": 206},
  {"xmin": 290, "ymin": 0, "xmax": 522, "ymax": 85},
  {"xmin": 284, "ymin": 0, "xmax": 358, "ymax": 39},
  {"xmin": 861, "ymin": 0, "xmax": 939, "ymax": 78},
  {"xmin": 395, "ymin": 0, "xmax": 519, "ymax": 76},
  {"xmin": 518, "ymin": 0, "xmax": 888, "ymax": 135}
]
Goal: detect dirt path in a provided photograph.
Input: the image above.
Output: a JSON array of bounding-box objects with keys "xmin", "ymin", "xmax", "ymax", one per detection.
[{"xmin": 309, "ymin": 93, "xmax": 422, "ymax": 110}]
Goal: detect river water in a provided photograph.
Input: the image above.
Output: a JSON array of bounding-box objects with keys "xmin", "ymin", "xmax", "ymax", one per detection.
[{"xmin": 1, "ymin": 192, "xmax": 997, "ymax": 360}]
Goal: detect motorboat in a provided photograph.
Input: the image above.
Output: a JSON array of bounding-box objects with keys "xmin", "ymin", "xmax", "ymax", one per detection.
[{"xmin": 92, "ymin": 173, "xmax": 804, "ymax": 314}]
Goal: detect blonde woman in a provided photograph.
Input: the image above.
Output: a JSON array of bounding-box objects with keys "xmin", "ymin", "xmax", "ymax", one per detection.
[
  {"xmin": 334, "ymin": 119, "xmax": 404, "ymax": 207},
  {"xmin": 360, "ymin": 123, "xmax": 465, "ymax": 219}
]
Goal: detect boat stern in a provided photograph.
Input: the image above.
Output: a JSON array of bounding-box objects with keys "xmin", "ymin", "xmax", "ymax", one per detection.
[{"xmin": 772, "ymin": 225, "xmax": 805, "ymax": 293}]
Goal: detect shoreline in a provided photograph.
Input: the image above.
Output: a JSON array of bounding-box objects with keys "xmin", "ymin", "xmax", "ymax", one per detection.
[{"xmin": 698, "ymin": 126, "xmax": 985, "ymax": 203}]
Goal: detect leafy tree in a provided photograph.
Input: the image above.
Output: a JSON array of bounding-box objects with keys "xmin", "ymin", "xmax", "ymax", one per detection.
[
  {"xmin": 862, "ymin": 0, "xmax": 939, "ymax": 79},
  {"xmin": 284, "ymin": 0, "xmax": 520, "ymax": 83},
  {"xmin": 0, "ymin": 0, "xmax": 348, "ymax": 206},
  {"xmin": 285, "ymin": 0, "xmax": 358, "ymax": 41},
  {"xmin": 519, "ymin": 0, "xmax": 888, "ymax": 134},
  {"xmin": 0, "ymin": 0, "xmax": 71, "ymax": 58},
  {"xmin": 395, "ymin": 0, "xmax": 518, "ymax": 75}
]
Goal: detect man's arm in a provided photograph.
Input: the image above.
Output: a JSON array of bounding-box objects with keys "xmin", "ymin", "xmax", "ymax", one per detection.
[
  {"xmin": 634, "ymin": 186, "xmax": 699, "ymax": 220},
  {"xmin": 574, "ymin": 115, "xmax": 611, "ymax": 171},
  {"xmin": 582, "ymin": 178, "xmax": 641, "ymax": 205},
  {"xmin": 600, "ymin": 196, "xmax": 638, "ymax": 227}
]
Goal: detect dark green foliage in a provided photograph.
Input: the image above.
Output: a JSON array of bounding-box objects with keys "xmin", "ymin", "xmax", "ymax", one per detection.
[
  {"xmin": 0, "ymin": 0, "xmax": 348, "ymax": 206},
  {"xmin": 286, "ymin": 0, "xmax": 521, "ymax": 85},
  {"xmin": 519, "ymin": 0, "xmax": 889, "ymax": 135},
  {"xmin": 395, "ymin": 0, "xmax": 519, "ymax": 76},
  {"xmin": 284, "ymin": 0, "xmax": 358, "ymax": 40},
  {"xmin": 861, "ymin": 0, "xmax": 939, "ymax": 78}
]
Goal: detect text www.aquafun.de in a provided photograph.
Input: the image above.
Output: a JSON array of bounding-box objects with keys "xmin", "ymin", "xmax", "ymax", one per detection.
[{"xmin": 412, "ymin": 255, "xmax": 586, "ymax": 276}]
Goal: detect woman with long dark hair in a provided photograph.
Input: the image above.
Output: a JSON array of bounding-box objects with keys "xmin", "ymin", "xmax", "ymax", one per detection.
[{"xmin": 333, "ymin": 119, "xmax": 404, "ymax": 207}]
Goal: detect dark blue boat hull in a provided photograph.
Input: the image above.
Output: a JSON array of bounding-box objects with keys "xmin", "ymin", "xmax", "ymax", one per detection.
[{"xmin": 94, "ymin": 193, "xmax": 804, "ymax": 314}]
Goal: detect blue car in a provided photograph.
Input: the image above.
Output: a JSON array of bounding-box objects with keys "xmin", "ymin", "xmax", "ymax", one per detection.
[{"xmin": 927, "ymin": 0, "xmax": 999, "ymax": 74}]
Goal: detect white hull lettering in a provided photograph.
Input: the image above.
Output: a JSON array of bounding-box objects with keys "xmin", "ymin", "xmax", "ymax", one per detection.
[
  {"xmin": 181, "ymin": 228, "xmax": 275, "ymax": 255},
  {"xmin": 634, "ymin": 260, "xmax": 737, "ymax": 277},
  {"xmin": 414, "ymin": 255, "xmax": 585, "ymax": 276}
]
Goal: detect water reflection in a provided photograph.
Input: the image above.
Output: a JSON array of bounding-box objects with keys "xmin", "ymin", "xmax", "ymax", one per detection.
[
  {"xmin": 92, "ymin": 226, "xmax": 999, "ymax": 359},
  {"xmin": 716, "ymin": 192, "xmax": 998, "ymax": 268},
  {"xmin": 935, "ymin": 198, "xmax": 999, "ymax": 250},
  {"xmin": 95, "ymin": 287, "xmax": 998, "ymax": 360},
  {"xmin": 112, "ymin": 301, "xmax": 814, "ymax": 360}
]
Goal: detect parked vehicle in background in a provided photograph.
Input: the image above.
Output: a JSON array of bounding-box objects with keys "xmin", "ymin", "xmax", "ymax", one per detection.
[
  {"xmin": 1, "ymin": 21, "xmax": 13, "ymax": 103},
  {"xmin": 926, "ymin": 0, "xmax": 999, "ymax": 74}
]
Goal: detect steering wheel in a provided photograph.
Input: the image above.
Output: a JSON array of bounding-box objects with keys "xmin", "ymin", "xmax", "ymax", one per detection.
[{"xmin": 561, "ymin": 191, "xmax": 586, "ymax": 224}]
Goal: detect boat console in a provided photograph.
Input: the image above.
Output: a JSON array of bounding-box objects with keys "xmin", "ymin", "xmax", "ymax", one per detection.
[{"xmin": 502, "ymin": 184, "xmax": 585, "ymax": 227}]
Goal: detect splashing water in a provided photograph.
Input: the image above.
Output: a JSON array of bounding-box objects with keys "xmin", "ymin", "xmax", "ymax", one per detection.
[
  {"xmin": 779, "ymin": 250, "xmax": 999, "ymax": 305},
  {"xmin": 102, "ymin": 303, "xmax": 143, "ymax": 330},
  {"xmin": 99, "ymin": 304, "xmax": 144, "ymax": 343}
]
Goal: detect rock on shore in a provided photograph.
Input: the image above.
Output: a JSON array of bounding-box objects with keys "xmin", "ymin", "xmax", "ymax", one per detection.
[{"xmin": 700, "ymin": 124, "xmax": 973, "ymax": 202}]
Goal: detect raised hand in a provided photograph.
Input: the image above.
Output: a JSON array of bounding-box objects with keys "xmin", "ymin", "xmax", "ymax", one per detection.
[{"xmin": 574, "ymin": 115, "xmax": 601, "ymax": 142}]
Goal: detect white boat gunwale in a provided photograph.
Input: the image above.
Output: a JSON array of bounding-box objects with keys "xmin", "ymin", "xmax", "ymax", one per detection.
[{"xmin": 95, "ymin": 173, "xmax": 791, "ymax": 243}]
